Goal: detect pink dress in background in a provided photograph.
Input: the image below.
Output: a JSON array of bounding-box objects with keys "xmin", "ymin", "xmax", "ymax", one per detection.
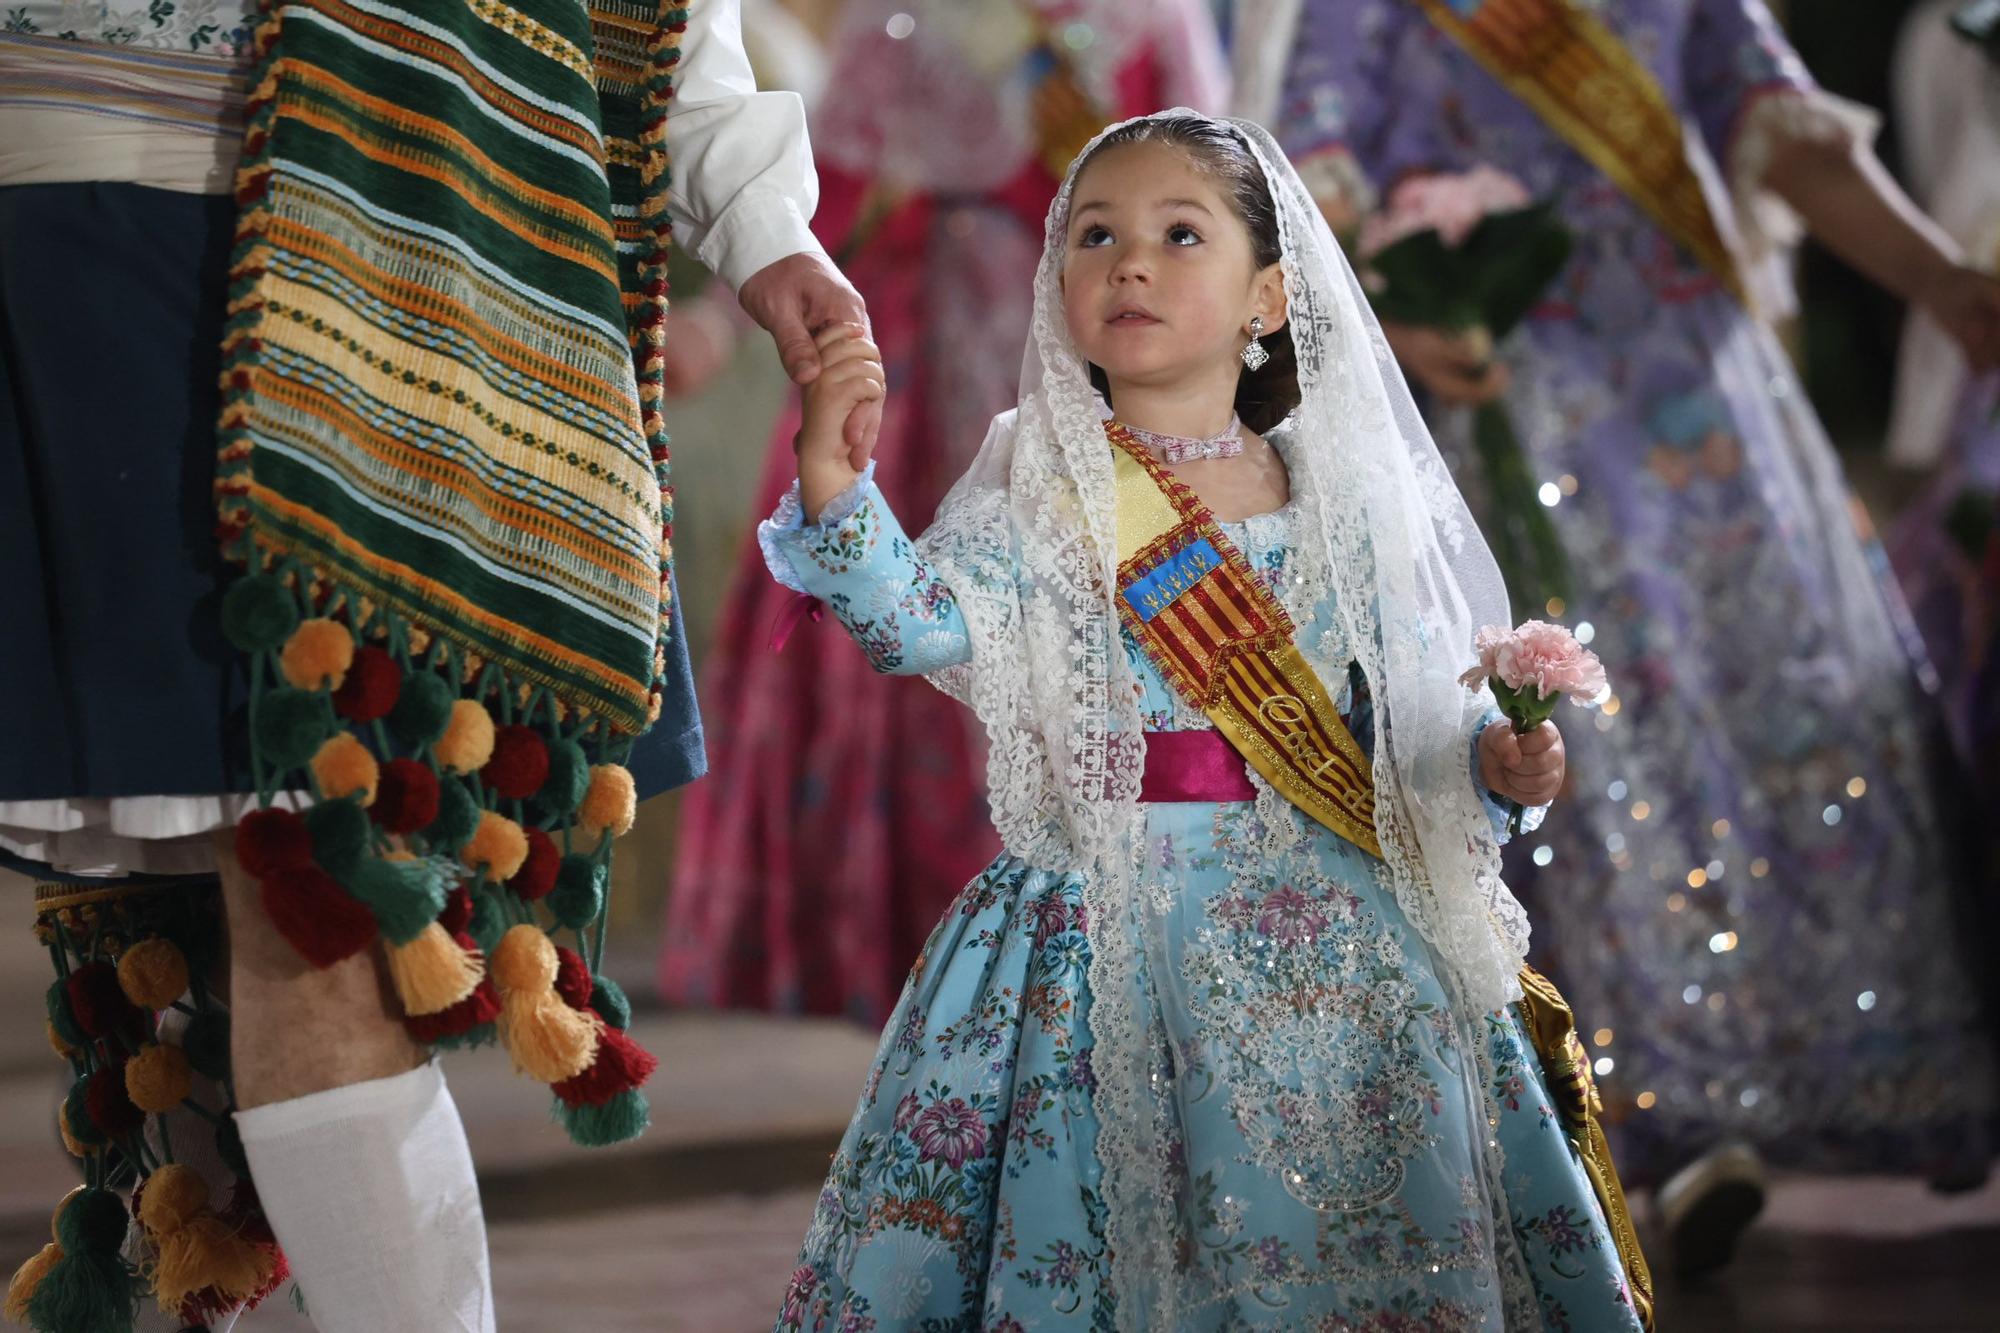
[{"xmin": 659, "ymin": 0, "xmax": 1227, "ymax": 1022}]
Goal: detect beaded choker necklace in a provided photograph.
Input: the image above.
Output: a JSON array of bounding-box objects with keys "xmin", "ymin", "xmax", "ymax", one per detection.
[{"xmin": 1118, "ymin": 415, "xmax": 1245, "ymax": 464}]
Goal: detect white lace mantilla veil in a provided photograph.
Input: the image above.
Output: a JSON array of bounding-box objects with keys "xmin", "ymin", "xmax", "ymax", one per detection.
[{"xmin": 913, "ymin": 110, "xmax": 1530, "ymax": 1322}]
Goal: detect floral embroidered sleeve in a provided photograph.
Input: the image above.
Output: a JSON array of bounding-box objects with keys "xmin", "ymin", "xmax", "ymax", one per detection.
[{"xmin": 758, "ymin": 466, "xmax": 973, "ymax": 675}]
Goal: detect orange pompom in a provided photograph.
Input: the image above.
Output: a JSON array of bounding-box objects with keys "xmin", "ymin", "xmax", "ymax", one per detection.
[
  {"xmin": 576, "ymin": 764, "xmax": 637, "ymax": 840},
  {"xmin": 138, "ymin": 1163, "xmax": 210, "ymax": 1235},
  {"xmin": 309, "ymin": 732, "xmax": 380, "ymax": 806},
  {"xmin": 278, "ymin": 618, "xmax": 355, "ymax": 691},
  {"xmin": 125, "ymin": 1043, "xmax": 194, "ymax": 1114},
  {"xmin": 460, "ymin": 810, "xmax": 529, "ymax": 883},
  {"xmin": 117, "ymin": 937, "xmax": 190, "ymax": 1010},
  {"xmin": 434, "ymin": 699, "xmax": 496, "ymax": 775}
]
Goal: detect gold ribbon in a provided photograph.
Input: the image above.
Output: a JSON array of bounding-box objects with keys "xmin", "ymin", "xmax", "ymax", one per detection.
[
  {"xmin": 1110, "ymin": 426, "xmax": 1382, "ymax": 858},
  {"xmin": 1408, "ymin": 0, "xmax": 1749, "ymax": 307}
]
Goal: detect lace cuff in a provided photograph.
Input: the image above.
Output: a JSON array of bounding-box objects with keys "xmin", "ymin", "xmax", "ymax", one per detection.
[
  {"xmin": 757, "ymin": 462, "xmax": 879, "ymax": 592},
  {"xmin": 1727, "ymin": 87, "xmax": 1882, "ymax": 318}
]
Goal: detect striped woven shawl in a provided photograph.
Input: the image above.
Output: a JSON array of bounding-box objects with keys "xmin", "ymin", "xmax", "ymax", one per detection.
[{"xmin": 220, "ymin": 0, "xmax": 681, "ymax": 736}]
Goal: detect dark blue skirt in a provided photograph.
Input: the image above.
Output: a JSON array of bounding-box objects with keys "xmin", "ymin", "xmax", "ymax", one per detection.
[{"xmin": 0, "ymin": 181, "xmax": 703, "ymax": 805}]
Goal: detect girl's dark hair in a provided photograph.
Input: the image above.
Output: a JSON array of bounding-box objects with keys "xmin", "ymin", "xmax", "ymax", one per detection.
[{"xmin": 1072, "ymin": 115, "xmax": 1300, "ymax": 434}]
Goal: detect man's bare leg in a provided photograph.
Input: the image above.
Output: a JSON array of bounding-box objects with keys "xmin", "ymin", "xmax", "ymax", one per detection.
[{"xmin": 216, "ymin": 831, "xmax": 494, "ymax": 1331}]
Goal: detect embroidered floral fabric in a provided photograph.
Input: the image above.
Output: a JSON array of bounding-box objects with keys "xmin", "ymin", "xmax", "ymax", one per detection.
[
  {"xmin": 1277, "ymin": 0, "xmax": 1997, "ymax": 1181},
  {"xmin": 764, "ymin": 480, "xmax": 1621, "ymax": 1330}
]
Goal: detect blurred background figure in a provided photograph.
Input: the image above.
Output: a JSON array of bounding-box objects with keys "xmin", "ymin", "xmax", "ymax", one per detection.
[
  {"xmin": 657, "ymin": 0, "xmax": 1227, "ymax": 1025},
  {"xmin": 1250, "ymin": 0, "xmax": 2000, "ymax": 1281},
  {"xmin": 1885, "ymin": 1, "xmax": 2000, "ymax": 1018}
]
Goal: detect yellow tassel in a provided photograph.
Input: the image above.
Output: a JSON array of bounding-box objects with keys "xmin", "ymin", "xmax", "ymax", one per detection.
[
  {"xmin": 490, "ymin": 925, "xmax": 599, "ymax": 1081},
  {"xmin": 386, "ymin": 923, "xmax": 484, "ymax": 1017},
  {"xmin": 139, "ymin": 1165, "xmax": 271, "ymax": 1310},
  {"xmin": 150, "ymin": 1216, "xmax": 273, "ymax": 1312},
  {"xmin": 4, "ymin": 1242, "xmax": 60, "ymax": 1321}
]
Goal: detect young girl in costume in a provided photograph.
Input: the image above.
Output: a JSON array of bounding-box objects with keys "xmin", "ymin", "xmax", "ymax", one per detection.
[{"xmin": 764, "ymin": 111, "xmax": 1649, "ymax": 1331}]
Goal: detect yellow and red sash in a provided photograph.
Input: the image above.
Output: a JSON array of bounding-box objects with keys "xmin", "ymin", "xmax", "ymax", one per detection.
[
  {"xmin": 1108, "ymin": 424, "xmax": 1382, "ymax": 858},
  {"xmin": 1408, "ymin": 0, "xmax": 1749, "ymax": 307}
]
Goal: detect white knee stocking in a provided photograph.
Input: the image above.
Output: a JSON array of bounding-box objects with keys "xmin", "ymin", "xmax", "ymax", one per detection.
[{"xmin": 235, "ymin": 1062, "xmax": 493, "ymax": 1332}]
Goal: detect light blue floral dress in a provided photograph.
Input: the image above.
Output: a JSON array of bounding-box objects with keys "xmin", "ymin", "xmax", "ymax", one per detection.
[{"xmin": 759, "ymin": 449, "xmax": 1646, "ymax": 1332}]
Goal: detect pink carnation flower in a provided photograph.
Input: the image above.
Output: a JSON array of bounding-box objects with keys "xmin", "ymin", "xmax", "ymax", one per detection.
[
  {"xmin": 1357, "ymin": 166, "xmax": 1532, "ymax": 257},
  {"xmin": 1458, "ymin": 621, "xmax": 1609, "ymax": 704}
]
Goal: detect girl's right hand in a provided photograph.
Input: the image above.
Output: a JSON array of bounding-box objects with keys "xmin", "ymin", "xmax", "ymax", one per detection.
[{"xmin": 796, "ymin": 324, "xmax": 885, "ymax": 521}]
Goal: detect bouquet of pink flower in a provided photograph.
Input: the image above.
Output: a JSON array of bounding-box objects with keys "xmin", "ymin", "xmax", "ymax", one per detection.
[
  {"xmin": 1355, "ymin": 168, "xmax": 1574, "ymax": 614},
  {"xmin": 1459, "ymin": 620, "xmax": 1610, "ymax": 834}
]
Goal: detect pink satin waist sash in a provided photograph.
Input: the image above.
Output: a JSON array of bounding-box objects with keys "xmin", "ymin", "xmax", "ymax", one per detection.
[{"xmin": 1139, "ymin": 729, "xmax": 1257, "ymax": 803}]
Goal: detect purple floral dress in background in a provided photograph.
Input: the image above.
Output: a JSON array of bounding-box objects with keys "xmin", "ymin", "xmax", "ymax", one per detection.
[{"xmin": 1275, "ymin": 0, "xmax": 1995, "ymax": 1182}]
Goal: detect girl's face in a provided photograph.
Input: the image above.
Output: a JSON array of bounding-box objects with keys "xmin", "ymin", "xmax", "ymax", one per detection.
[{"xmin": 1060, "ymin": 140, "xmax": 1283, "ymax": 397}]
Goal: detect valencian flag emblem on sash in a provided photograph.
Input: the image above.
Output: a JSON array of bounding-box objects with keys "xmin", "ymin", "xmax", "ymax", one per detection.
[{"xmin": 1107, "ymin": 422, "xmax": 1382, "ymax": 858}]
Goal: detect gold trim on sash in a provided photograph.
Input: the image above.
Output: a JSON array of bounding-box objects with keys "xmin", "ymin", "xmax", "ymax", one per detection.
[
  {"xmin": 1516, "ymin": 965, "xmax": 1659, "ymax": 1331},
  {"xmin": 1109, "ymin": 424, "xmax": 1383, "ymax": 858},
  {"xmin": 1408, "ymin": 0, "xmax": 1748, "ymax": 307}
]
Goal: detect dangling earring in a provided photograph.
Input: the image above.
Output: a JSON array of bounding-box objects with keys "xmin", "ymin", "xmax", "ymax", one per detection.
[{"xmin": 1241, "ymin": 316, "xmax": 1270, "ymax": 372}]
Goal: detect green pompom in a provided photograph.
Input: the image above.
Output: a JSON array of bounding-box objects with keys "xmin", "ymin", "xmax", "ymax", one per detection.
[
  {"xmin": 590, "ymin": 975, "xmax": 631, "ymax": 1031},
  {"xmin": 426, "ymin": 778, "xmax": 481, "ymax": 853},
  {"xmin": 255, "ymin": 688, "xmax": 335, "ymax": 771},
  {"xmin": 181, "ymin": 1010, "xmax": 231, "ymax": 1080},
  {"xmin": 467, "ymin": 888, "xmax": 507, "ymax": 958},
  {"xmin": 547, "ymin": 855, "xmax": 604, "ymax": 930},
  {"xmin": 304, "ymin": 798, "xmax": 374, "ymax": 881},
  {"xmin": 53, "ymin": 1186, "xmax": 128, "ymax": 1253},
  {"xmin": 555, "ymin": 1087, "xmax": 650, "ymax": 1147},
  {"xmin": 344, "ymin": 855, "xmax": 451, "ymax": 945},
  {"xmin": 537, "ymin": 739, "xmax": 591, "ymax": 817},
  {"xmin": 221, "ymin": 574, "xmax": 300, "ymax": 653},
  {"xmin": 46, "ymin": 979, "xmax": 87, "ymax": 1050},
  {"xmin": 389, "ymin": 671, "xmax": 456, "ymax": 748},
  {"xmin": 63, "ymin": 1077, "xmax": 104, "ymax": 1147}
]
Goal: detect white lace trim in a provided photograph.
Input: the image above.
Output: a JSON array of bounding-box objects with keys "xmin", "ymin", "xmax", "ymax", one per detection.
[{"xmin": 756, "ymin": 460, "xmax": 879, "ymax": 592}]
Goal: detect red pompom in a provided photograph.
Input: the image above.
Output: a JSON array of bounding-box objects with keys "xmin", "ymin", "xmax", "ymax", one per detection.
[
  {"xmin": 551, "ymin": 1021, "xmax": 659, "ymax": 1108},
  {"xmin": 235, "ymin": 808, "xmax": 312, "ymax": 879},
  {"xmin": 553, "ymin": 946, "xmax": 593, "ymax": 1010},
  {"xmin": 64, "ymin": 961, "xmax": 142, "ymax": 1039},
  {"xmin": 438, "ymin": 885, "xmax": 474, "ymax": 936},
  {"xmin": 85, "ymin": 1064, "xmax": 145, "ymax": 1140},
  {"xmin": 507, "ymin": 827, "xmax": 560, "ymax": 901},
  {"xmin": 259, "ymin": 867, "xmax": 378, "ymax": 969},
  {"xmin": 403, "ymin": 968, "xmax": 501, "ymax": 1044},
  {"xmin": 480, "ymin": 725, "xmax": 550, "ymax": 801},
  {"xmin": 332, "ymin": 645, "xmax": 403, "ymax": 722},
  {"xmin": 370, "ymin": 759, "xmax": 441, "ymax": 835}
]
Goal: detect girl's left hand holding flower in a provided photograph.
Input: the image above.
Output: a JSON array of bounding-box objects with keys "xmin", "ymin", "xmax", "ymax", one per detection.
[{"xmin": 1479, "ymin": 720, "xmax": 1566, "ymax": 807}]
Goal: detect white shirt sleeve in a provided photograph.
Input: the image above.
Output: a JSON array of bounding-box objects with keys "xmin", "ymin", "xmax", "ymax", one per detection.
[{"xmin": 665, "ymin": 0, "xmax": 828, "ymax": 292}]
